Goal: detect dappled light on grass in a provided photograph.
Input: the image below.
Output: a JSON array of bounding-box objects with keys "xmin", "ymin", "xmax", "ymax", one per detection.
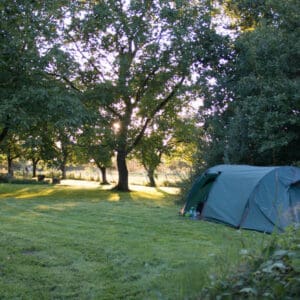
[
  {"xmin": 0, "ymin": 187, "xmax": 55, "ymax": 200},
  {"xmin": 107, "ymin": 193, "xmax": 120, "ymax": 202},
  {"xmin": 129, "ymin": 186, "xmax": 180, "ymax": 206},
  {"xmin": 130, "ymin": 185, "xmax": 180, "ymax": 195},
  {"xmin": 0, "ymin": 183, "xmax": 179, "ymax": 208},
  {"xmin": 0, "ymin": 183, "xmax": 270, "ymax": 299},
  {"xmin": 60, "ymin": 179, "xmax": 103, "ymax": 188},
  {"xmin": 35, "ymin": 202, "xmax": 79, "ymax": 212}
]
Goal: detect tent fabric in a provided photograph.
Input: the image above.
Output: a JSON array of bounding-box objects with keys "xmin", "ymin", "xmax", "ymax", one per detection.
[
  {"xmin": 183, "ymin": 172, "xmax": 220, "ymax": 212},
  {"xmin": 182, "ymin": 165, "xmax": 300, "ymax": 233}
]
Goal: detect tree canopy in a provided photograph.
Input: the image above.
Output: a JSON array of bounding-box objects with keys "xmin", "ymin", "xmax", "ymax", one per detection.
[
  {"xmin": 1, "ymin": 0, "xmax": 299, "ymax": 186},
  {"xmin": 63, "ymin": 0, "xmax": 222, "ymax": 190},
  {"xmin": 198, "ymin": 0, "xmax": 300, "ymax": 168}
]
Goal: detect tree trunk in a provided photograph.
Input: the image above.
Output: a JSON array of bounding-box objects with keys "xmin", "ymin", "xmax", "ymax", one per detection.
[
  {"xmin": 60, "ymin": 149, "xmax": 68, "ymax": 179},
  {"xmin": 32, "ymin": 158, "xmax": 40, "ymax": 178},
  {"xmin": 7, "ymin": 157, "xmax": 14, "ymax": 177},
  {"xmin": 115, "ymin": 150, "xmax": 130, "ymax": 191},
  {"xmin": 60, "ymin": 163, "xmax": 67, "ymax": 179},
  {"xmin": 96, "ymin": 162, "xmax": 109, "ymax": 185},
  {"xmin": 0, "ymin": 126, "xmax": 9, "ymax": 145},
  {"xmin": 100, "ymin": 166, "xmax": 109, "ymax": 185},
  {"xmin": 32, "ymin": 163, "xmax": 37, "ymax": 178},
  {"xmin": 147, "ymin": 168, "xmax": 156, "ymax": 187}
]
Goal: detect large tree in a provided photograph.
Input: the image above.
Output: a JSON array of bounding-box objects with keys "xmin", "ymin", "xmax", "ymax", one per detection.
[
  {"xmin": 66, "ymin": 0, "xmax": 222, "ymax": 191},
  {"xmin": 229, "ymin": 0, "xmax": 300, "ymax": 165},
  {"xmin": 199, "ymin": 0, "xmax": 300, "ymax": 167},
  {"xmin": 0, "ymin": 0, "xmax": 82, "ymax": 147}
]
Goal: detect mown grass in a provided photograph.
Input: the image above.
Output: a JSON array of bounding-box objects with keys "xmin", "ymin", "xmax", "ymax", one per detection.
[{"xmin": 0, "ymin": 183, "xmax": 270, "ymax": 299}]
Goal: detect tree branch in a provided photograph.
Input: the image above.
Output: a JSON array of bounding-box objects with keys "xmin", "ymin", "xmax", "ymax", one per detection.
[
  {"xmin": 106, "ymin": 105, "xmax": 123, "ymax": 119},
  {"xmin": 0, "ymin": 126, "xmax": 9, "ymax": 144},
  {"xmin": 134, "ymin": 65, "xmax": 160, "ymax": 104},
  {"xmin": 66, "ymin": 32, "xmax": 105, "ymax": 81},
  {"xmin": 46, "ymin": 72, "xmax": 82, "ymax": 93},
  {"xmin": 128, "ymin": 76, "xmax": 185, "ymax": 153},
  {"xmin": 127, "ymin": 117, "xmax": 152, "ymax": 154},
  {"xmin": 151, "ymin": 76, "xmax": 185, "ymax": 116}
]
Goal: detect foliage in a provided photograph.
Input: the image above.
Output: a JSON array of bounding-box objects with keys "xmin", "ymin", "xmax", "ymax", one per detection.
[
  {"xmin": 74, "ymin": 94, "xmax": 115, "ymax": 184},
  {"xmin": 227, "ymin": 6, "xmax": 300, "ymax": 165},
  {"xmin": 219, "ymin": 0, "xmax": 300, "ymax": 32},
  {"xmin": 0, "ymin": 175, "xmax": 48, "ymax": 184},
  {"xmin": 198, "ymin": 0, "xmax": 300, "ymax": 167},
  {"xmin": 65, "ymin": 0, "xmax": 223, "ymax": 190},
  {"xmin": 0, "ymin": 0, "xmax": 85, "ymax": 180},
  {"xmin": 134, "ymin": 131, "xmax": 165, "ymax": 187},
  {"xmin": 0, "ymin": 0, "xmax": 77, "ymax": 143},
  {"xmin": 0, "ymin": 132, "xmax": 24, "ymax": 175},
  {"xmin": 133, "ymin": 111, "xmax": 199, "ymax": 187},
  {"xmin": 200, "ymin": 227, "xmax": 300, "ymax": 299}
]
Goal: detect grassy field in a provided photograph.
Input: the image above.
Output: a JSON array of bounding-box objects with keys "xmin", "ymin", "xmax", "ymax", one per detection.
[{"xmin": 0, "ymin": 182, "xmax": 270, "ymax": 299}]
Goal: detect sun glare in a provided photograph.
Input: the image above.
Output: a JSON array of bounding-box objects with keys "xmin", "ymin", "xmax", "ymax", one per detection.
[{"xmin": 113, "ymin": 122, "xmax": 121, "ymax": 133}]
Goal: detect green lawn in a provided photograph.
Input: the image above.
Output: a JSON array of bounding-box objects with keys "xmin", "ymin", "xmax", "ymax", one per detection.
[{"xmin": 0, "ymin": 183, "xmax": 269, "ymax": 299}]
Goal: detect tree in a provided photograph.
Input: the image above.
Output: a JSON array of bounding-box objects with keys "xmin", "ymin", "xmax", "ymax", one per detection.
[
  {"xmin": 66, "ymin": 0, "xmax": 222, "ymax": 191},
  {"xmin": 0, "ymin": 0, "xmax": 85, "ymax": 171},
  {"xmin": 168, "ymin": 118, "xmax": 200, "ymax": 169},
  {"xmin": 196, "ymin": 37, "xmax": 234, "ymax": 167},
  {"xmin": 0, "ymin": 0, "xmax": 65, "ymax": 143},
  {"xmin": 76, "ymin": 125, "xmax": 114, "ymax": 185},
  {"xmin": 199, "ymin": 0, "xmax": 300, "ymax": 167},
  {"xmin": 46, "ymin": 107, "xmax": 85, "ymax": 180},
  {"xmin": 134, "ymin": 113, "xmax": 199, "ymax": 187},
  {"xmin": 134, "ymin": 130, "xmax": 168, "ymax": 187},
  {"xmin": 0, "ymin": 133, "xmax": 23, "ymax": 176},
  {"xmin": 51, "ymin": 130, "xmax": 72, "ymax": 179},
  {"xmin": 22, "ymin": 135, "xmax": 43, "ymax": 178},
  {"xmin": 226, "ymin": 0, "xmax": 300, "ymax": 165}
]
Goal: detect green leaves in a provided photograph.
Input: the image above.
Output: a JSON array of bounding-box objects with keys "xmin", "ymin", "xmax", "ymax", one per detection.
[
  {"xmin": 64, "ymin": 0, "xmax": 220, "ymax": 189},
  {"xmin": 201, "ymin": 228, "xmax": 300, "ymax": 299},
  {"xmin": 0, "ymin": 0, "xmax": 85, "ymax": 147},
  {"xmin": 200, "ymin": 0, "xmax": 300, "ymax": 167}
]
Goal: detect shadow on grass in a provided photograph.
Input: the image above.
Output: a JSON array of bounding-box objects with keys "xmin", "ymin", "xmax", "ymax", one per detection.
[{"xmin": 0, "ymin": 183, "xmax": 179, "ymax": 208}]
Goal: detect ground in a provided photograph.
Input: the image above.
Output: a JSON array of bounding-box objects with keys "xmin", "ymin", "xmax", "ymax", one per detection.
[{"xmin": 0, "ymin": 181, "xmax": 269, "ymax": 299}]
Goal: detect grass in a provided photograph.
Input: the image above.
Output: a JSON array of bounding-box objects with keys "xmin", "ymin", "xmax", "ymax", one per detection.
[{"xmin": 0, "ymin": 183, "xmax": 270, "ymax": 299}]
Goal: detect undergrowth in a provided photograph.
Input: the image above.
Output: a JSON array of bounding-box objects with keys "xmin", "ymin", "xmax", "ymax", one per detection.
[
  {"xmin": 200, "ymin": 227, "xmax": 300, "ymax": 299},
  {"xmin": 0, "ymin": 175, "xmax": 49, "ymax": 185}
]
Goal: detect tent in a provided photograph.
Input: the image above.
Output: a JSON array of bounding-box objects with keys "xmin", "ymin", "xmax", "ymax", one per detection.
[{"xmin": 182, "ymin": 165, "xmax": 300, "ymax": 233}]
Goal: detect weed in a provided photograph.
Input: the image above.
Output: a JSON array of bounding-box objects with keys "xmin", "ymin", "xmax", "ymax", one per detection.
[{"xmin": 200, "ymin": 227, "xmax": 300, "ymax": 299}]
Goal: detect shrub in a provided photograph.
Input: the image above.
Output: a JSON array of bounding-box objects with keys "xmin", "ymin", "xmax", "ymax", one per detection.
[
  {"xmin": 200, "ymin": 227, "xmax": 300, "ymax": 299},
  {"xmin": 52, "ymin": 177, "xmax": 61, "ymax": 184},
  {"xmin": 0, "ymin": 175, "xmax": 49, "ymax": 185},
  {"xmin": 11, "ymin": 179, "xmax": 47, "ymax": 184},
  {"xmin": 0, "ymin": 174, "xmax": 11, "ymax": 183}
]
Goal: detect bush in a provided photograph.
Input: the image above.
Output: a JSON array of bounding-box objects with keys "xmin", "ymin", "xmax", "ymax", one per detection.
[
  {"xmin": 37, "ymin": 174, "xmax": 45, "ymax": 182},
  {"xmin": 52, "ymin": 177, "xmax": 60, "ymax": 184},
  {"xmin": 0, "ymin": 175, "xmax": 49, "ymax": 185},
  {"xmin": 0, "ymin": 174, "xmax": 11, "ymax": 183},
  {"xmin": 200, "ymin": 227, "xmax": 300, "ymax": 299},
  {"xmin": 10, "ymin": 179, "xmax": 47, "ymax": 184}
]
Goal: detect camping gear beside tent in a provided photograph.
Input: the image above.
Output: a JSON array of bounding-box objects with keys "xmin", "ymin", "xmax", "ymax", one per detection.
[{"xmin": 181, "ymin": 165, "xmax": 300, "ymax": 233}]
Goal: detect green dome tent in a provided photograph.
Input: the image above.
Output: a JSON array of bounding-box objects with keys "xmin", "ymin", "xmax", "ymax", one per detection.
[{"xmin": 182, "ymin": 165, "xmax": 300, "ymax": 233}]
